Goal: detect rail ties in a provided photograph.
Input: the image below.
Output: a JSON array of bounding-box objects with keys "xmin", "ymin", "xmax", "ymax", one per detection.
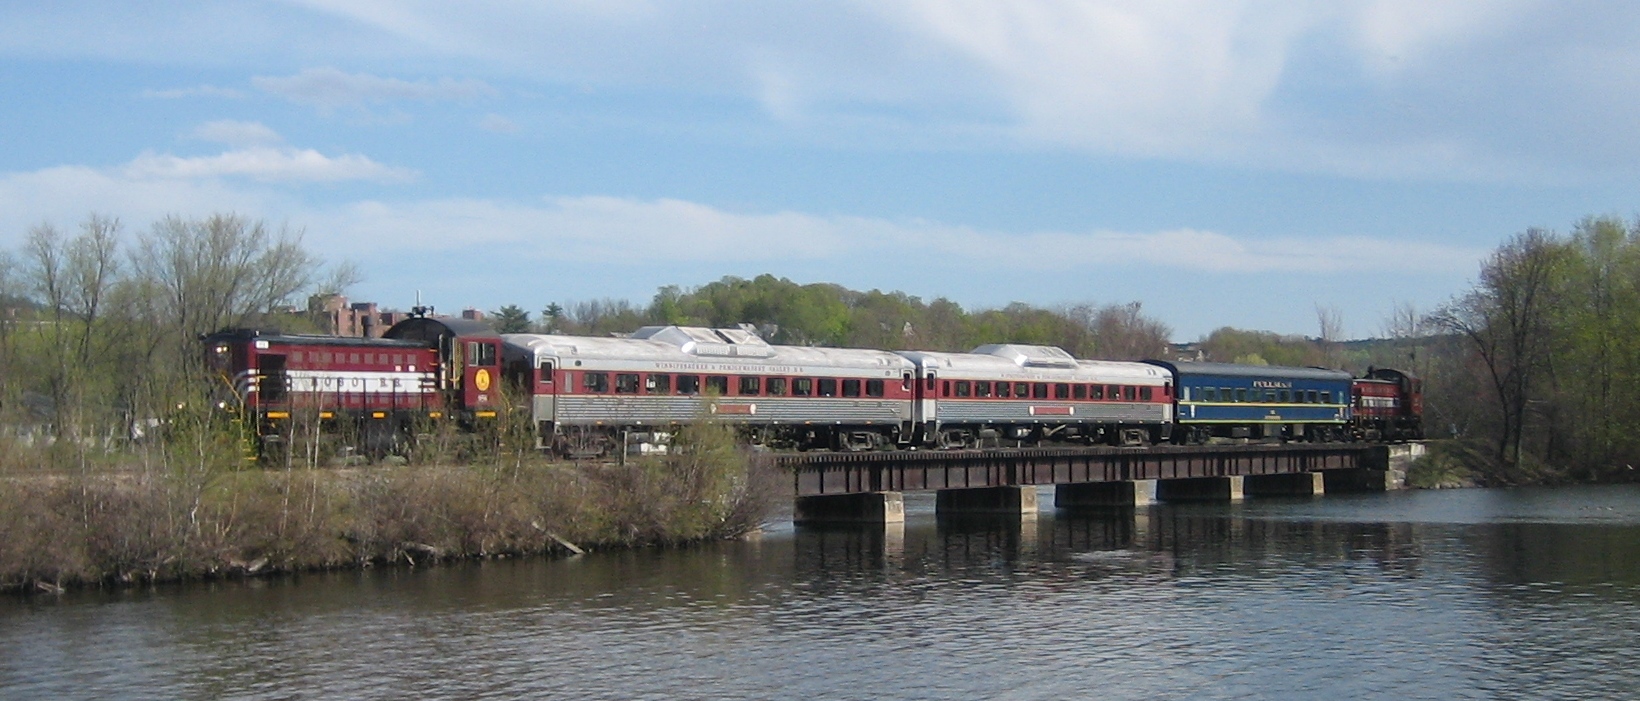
[{"xmin": 769, "ymin": 443, "xmax": 1390, "ymax": 497}]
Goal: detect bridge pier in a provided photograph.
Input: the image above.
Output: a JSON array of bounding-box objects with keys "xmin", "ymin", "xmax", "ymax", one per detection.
[
  {"xmin": 1156, "ymin": 476, "xmax": 1244, "ymax": 502},
  {"xmin": 793, "ymin": 492, "xmax": 905, "ymax": 524},
  {"xmin": 1326, "ymin": 444, "xmax": 1421, "ymax": 492},
  {"xmin": 936, "ymin": 486, "xmax": 1039, "ymax": 515},
  {"xmin": 1055, "ymin": 480, "xmax": 1157, "ymax": 508},
  {"xmin": 1244, "ymin": 472, "xmax": 1325, "ymax": 497}
]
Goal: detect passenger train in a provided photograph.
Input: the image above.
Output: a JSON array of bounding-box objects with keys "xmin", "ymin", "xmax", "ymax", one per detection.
[{"xmin": 204, "ymin": 314, "xmax": 1423, "ymax": 457}]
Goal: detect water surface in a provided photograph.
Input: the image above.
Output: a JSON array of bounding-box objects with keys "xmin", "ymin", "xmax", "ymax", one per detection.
[{"xmin": 6, "ymin": 485, "xmax": 1640, "ymax": 700}]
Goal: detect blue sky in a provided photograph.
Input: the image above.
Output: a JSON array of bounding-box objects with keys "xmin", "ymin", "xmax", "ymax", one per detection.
[{"xmin": 2, "ymin": 2, "xmax": 1638, "ymax": 340}]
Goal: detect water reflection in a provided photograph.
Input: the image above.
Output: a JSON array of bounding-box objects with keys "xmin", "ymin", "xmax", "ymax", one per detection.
[{"xmin": 6, "ymin": 487, "xmax": 1640, "ymax": 700}]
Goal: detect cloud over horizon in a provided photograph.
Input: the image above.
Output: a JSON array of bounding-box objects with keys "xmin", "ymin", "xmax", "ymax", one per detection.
[{"xmin": 251, "ymin": 67, "xmax": 498, "ymax": 110}]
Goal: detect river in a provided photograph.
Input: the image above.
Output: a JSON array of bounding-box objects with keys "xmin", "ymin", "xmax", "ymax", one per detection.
[{"xmin": 6, "ymin": 485, "xmax": 1640, "ymax": 700}]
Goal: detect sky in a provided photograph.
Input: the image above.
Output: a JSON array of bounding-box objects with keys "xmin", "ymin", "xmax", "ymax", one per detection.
[{"xmin": 2, "ymin": 1, "xmax": 1638, "ymax": 341}]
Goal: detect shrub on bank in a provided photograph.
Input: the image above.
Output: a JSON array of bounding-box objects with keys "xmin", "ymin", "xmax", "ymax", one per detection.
[
  {"xmin": 0, "ymin": 416, "xmax": 782, "ymax": 593},
  {"xmin": 1406, "ymin": 440, "xmax": 1481, "ymax": 489}
]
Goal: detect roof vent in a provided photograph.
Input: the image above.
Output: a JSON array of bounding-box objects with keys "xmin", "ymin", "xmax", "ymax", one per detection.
[
  {"xmin": 631, "ymin": 325, "xmax": 775, "ymax": 358},
  {"xmin": 971, "ymin": 343, "xmax": 1079, "ymax": 369}
]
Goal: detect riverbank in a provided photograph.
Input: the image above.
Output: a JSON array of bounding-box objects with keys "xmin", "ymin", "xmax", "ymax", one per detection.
[{"xmin": 0, "ymin": 421, "xmax": 781, "ymax": 593}]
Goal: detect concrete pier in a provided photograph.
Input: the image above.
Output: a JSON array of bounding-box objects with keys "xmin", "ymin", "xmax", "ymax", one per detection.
[
  {"xmin": 1326, "ymin": 444, "xmax": 1422, "ymax": 492},
  {"xmin": 1055, "ymin": 480, "xmax": 1157, "ymax": 508},
  {"xmin": 935, "ymin": 486, "xmax": 1039, "ymax": 515},
  {"xmin": 793, "ymin": 492, "xmax": 906, "ymax": 524},
  {"xmin": 1156, "ymin": 476, "xmax": 1245, "ymax": 502},
  {"xmin": 1245, "ymin": 471, "xmax": 1325, "ymax": 497}
]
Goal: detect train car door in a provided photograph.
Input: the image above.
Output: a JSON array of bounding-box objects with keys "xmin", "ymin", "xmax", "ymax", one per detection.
[
  {"xmin": 258, "ymin": 354, "xmax": 289, "ymax": 407},
  {"xmin": 917, "ymin": 367, "xmax": 938, "ymax": 443},
  {"xmin": 462, "ymin": 338, "xmax": 499, "ymax": 411}
]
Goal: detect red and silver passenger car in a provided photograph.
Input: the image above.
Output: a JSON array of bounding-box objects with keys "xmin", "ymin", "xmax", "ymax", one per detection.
[
  {"xmin": 501, "ymin": 326, "xmax": 917, "ymax": 454},
  {"xmin": 898, "ymin": 344, "xmax": 1174, "ymax": 447}
]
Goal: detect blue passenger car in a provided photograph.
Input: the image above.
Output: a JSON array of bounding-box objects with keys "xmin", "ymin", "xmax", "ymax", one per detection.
[{"xmin": 1143, "ymin": 361, "xmax": 1353, "ymax": 443}]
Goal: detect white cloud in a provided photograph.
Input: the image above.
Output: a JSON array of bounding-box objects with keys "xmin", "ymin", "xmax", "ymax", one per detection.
[
  {"xmin": 478, "ymin": 113, "xmax": 519, "ymax": 134},
  {"xmin": 10, "ymin": 3, "xmax": 1639, "ymax": 179},
  {"xmin": 187, "ymin": 120, "xmax": 282, "ymax": 147},
  {"xmin": 122, "ymin": 147, "xmax": 415, "ymax": 183},
  {"xmin": 303, "ymin": 194, "xmax": 1482, "ymax": 275},
  {"xmin": 252, "ymin": 67, "xmax": 497, "ymax": 110},
  {"xmin": 140, "ymin": 84, "xmax": 246, "ymax": 100}
]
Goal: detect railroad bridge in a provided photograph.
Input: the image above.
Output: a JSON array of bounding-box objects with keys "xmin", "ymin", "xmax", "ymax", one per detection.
[{"xmin": 767, "ymin": 442, "xmax": 1426, "ymax": 523}]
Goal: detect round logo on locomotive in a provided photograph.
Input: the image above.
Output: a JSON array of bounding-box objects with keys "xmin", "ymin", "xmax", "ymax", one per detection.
[{"xmin": 475, "ymin": 368, "xmax": 492, "ymax": 392}]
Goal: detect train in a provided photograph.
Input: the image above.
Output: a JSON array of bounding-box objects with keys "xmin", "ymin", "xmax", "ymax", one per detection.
[{"xmin": 203, "ymin": 314, "xmax": 1423, "ymax": 457}]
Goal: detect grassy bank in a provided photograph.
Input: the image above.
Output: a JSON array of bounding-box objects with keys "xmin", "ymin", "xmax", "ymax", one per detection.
[{"xmin": 0, "ymin": 416, "xmax": 782, "ymax": 593}]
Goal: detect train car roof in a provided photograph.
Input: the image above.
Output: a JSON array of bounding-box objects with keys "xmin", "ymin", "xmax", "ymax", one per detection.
[
  {"xmin": 1143, "ymin": 360, "xmax": 1352, "ymax": 382},
  {"xmin": 202, "ymin": 329, "xmax": 427, "ymax": 349},
  {"xmin": 384, "ymin": 316, "xmax": 500, "ymax": 342},
  {"xmin": 502, "ymin": 327, "xmax": 914, "ymax": 372},
  {"xmin": 898, "ymin": 348, "xmax": 1168, "ymax": 383}
]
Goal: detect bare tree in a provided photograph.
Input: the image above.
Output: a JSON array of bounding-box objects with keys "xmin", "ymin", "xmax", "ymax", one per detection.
[
  {"xmin": 65, "ymin": 215, "xmax": 122, "ymax": 366},
  {"xmin": 1070, "ymin": 301, "xmax": 1172, "ymax": 360},
  {"xmin": 132, "ymin": 214, "xmax": 318, "ymax": 361},
  {"xmin": 1429, "ymin": 228, "xmax": 1568, "ymax": 472},
  {"xmin": 1315, "ymin": 303, "xmax": 1344, "ymax": 368}
]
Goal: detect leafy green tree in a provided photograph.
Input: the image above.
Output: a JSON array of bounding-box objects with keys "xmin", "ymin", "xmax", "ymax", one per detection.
[{"xmin": 491, "ymin": 304, "xmax": 531, "ymax": 333}]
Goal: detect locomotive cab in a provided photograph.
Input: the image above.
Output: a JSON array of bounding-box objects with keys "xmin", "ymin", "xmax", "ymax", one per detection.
[{"xmin": 384, "ymin": 316, "xmax": 503, "ymax": 423}]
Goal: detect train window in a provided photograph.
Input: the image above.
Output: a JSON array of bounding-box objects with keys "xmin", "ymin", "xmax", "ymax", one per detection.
[
  {"xmin": 540, "ymin": 362, "xmax": 555, "ymax": 384},
  {"xmin": 615, "ymin": 373, "xmax": 640, "ymax": 394},
  {"xmin": 1307, "ymin": 390, "xmax": 1318, "ymax": 403},
  {"xmin": 767, "ymin": 377, "xmax": 788, "ymax": 396},
  {"xmin": 1140, "ymin": 386, "xmax": 1153, "ymax": 401},
  {"xmin": 583, "ymin": 372, "xmax": 609, "ymax": 393},
  {"xmin": 995, "ymin": 382, "xmax": 1011, "ymax": 398},
  {"xmin": 1124, "ymin": 386, "xmax": 1136, "ymax": 401},
  {"xmin": 819, "ymin": 378, "xmax": 838, "ymax": 397},
  {"xmin": 349, "ymin": 353, "xmax": 360, "ymax": 364},
  {"xmin": 902, "ymin": 373, "xmax": 912, "ymax": 391},
  {"xmin": 925, "ymin": 375, "xmax": 936, "ymax": 390},
  {"xmin": 1073, "ymin": 385, "xmax": 1086, "ymax": 400},
  {"xmin": 1321, "ymin": 391, "xmax": 1332, "ymax": 404},
  {"xmin": 942, "ymin": 381, "xmax": 951, "ymax": 397},
  {"xmin": 646, "ymin": 373, "xmax": 669, "ymax": 394},
  {"xmin": 1015, "ymin": 382, "xmax": 1030, "ymax": 398},
  {"xmin": 1202, "ymin": 387, "xmax": 1216, "ymax": 402},
  {"xmin": 1033, "ymin": 383, "xmax": 1048, "ymax": 399},
  {"xmin": 739, "ymin": 376, "xmax": 762, "ymax": 396},
  {"xmin": 975, "ymin": 382, "xmax": 992, "ymax": 398},
  {"xmin": 1280, "ymin": 389, "xmax": 1292, "ymax": 403},
  {"xmin": 866, "ymin": 379, "xmax": 885, "ymax": 397},
  {"xmin": 467, "ymin": 342, "xmax": 497, "ymax": 367},
  {"xmin": 1088, "ymin": 385, "xmax": 1102, "ymax": 400},
  {"xmin": 954, "ymin": 381, "xmax": 971, "ymax": 397},
  {"xmin": 1054, "ymin": 383, "xmax": 1070, "ymax": 399},
  {"xmin": 677, "ymin": 375, "xmax": 701, "ymax": 395},
  {"xmin": 1235, "ymin": 388, "xmax": 1247, "ymax": 402},
  {"xmin": 706, "ymin": 375, "xmax": 729, "ymax": 395},
  {"xmin": 793, "ymin": 378, "xmax": 813, "ymax": 396},
  {"xmin": 843, "ymin": 379, "xmax": 862, "ymax": 397},
  {"xmin": 291, "ymin": 351, "xmax": 303, "ymax": 362}
]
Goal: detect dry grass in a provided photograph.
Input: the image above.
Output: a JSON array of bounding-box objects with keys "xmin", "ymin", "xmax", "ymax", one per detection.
[{"xmin": 0, "ymin": 413, "xmax": 783, "ymax": 592}]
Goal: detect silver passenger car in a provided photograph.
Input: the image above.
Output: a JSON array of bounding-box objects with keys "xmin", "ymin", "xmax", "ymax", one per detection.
[
  {"xmin": 502, "ymin": 326, "xmax": 916, "ymax": 452},
  {"xmin": 898, "ymin": 344, "xmax": 1173, "ymax": 447}
]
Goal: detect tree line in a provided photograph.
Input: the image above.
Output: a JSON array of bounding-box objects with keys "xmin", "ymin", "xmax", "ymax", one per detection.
[
  {"xmin": 8, "ymin": 210, "xmax": 1638, "ymax": 486},
  {"xmin": 1428, "ymin": 216, "xmax": 1640, "ymax": 483},
  {"xmin": 493, "ymin": 274, "xmax": 1175, "ymax": 359},
  {"xmin": 0, "ymin": 213, "xmax": 354, "ymax": 439}
]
